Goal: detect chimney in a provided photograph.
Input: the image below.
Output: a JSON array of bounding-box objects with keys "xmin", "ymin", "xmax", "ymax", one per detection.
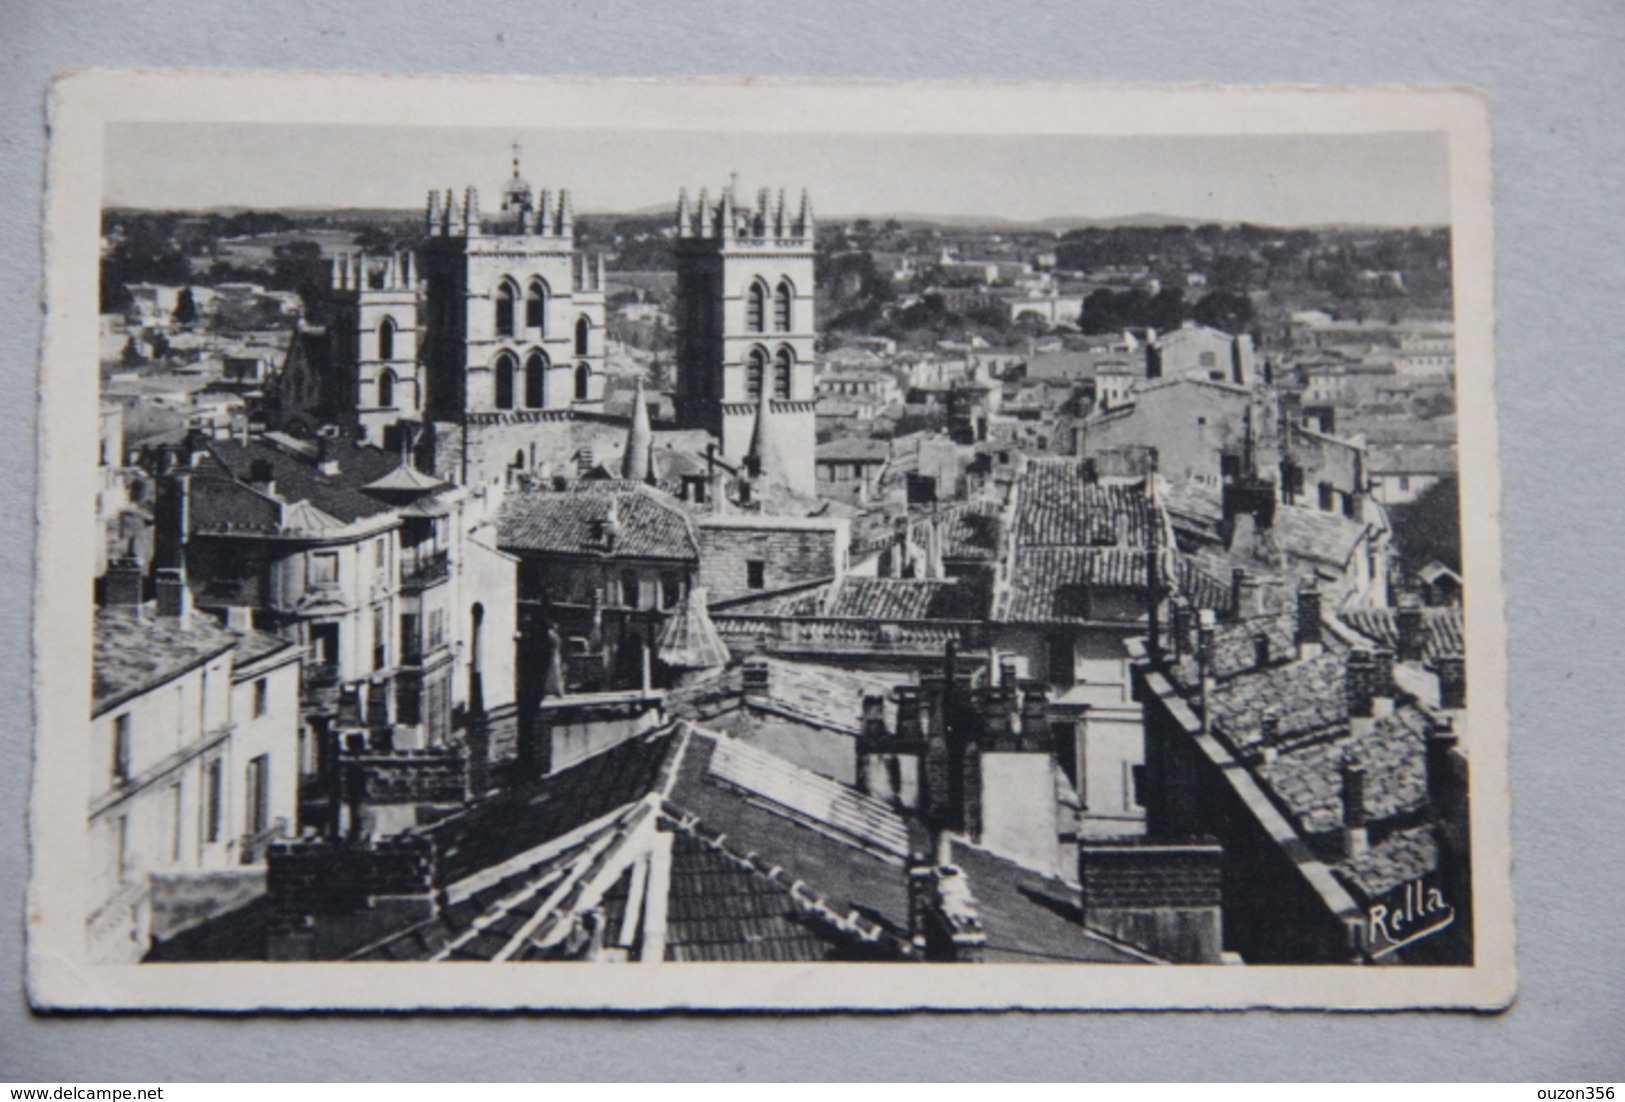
[
  {"xmin": 1395, "ymin": 593, "xmax": 1427, "ymax": 662},
  {"xmin": 1258, "ymin": 713, "xmax": 1281, "ymax": 763},
  {"xmin": 248, "ymin": 457, "xmax": 275, "ymax": 497},
  {"xmin": 103, "ymin": 547, "xmax": 145, "ymax": 611},
  {"xmin": 155, "ymin": 557, "xmax": 191, "ymax": 619},
  {"xmin": 908, "ymin": 859, "xmax": 987, "ymax": 963},
  {"xmin": 1346, "ymin": 649, "xmax": 1377, "ymax": 735},
  {"xmin": 1170, "ymin": 602, "xmax": 1191, "ymax": 662},
  {"xmin": 1436, "ymin": 655, "xmax": 1467, "ymax": 710},
  {"xmin": 861, "ymin": 692, "xmax": 888, "ymax": 739},
  {"xmin": 895, "ymin": 685, "xmax": 924, "ymax": 741},
  {"xmin": 1231, "ymin": 568, "xmax": 1262, "ymax": 619},
  {"xmin": 1340, "ymin": 758, "xmax": 1369, "ymax": 858},
  {"xmin": 1019, "ymin": 680, "xmax": 1049, "ymax": 738},
  {"xmin": 1252, "ymin": 631, "xmax": 1271, "ymax": 670},
  {"xmin": 1295, "ymin": 584, "xmax": 1323, "ymax": 660},
  {"xmin": 741, "ymin": 658, "xmax": 770, "ymax": 698},
  {"xmin": 316, "ymin": 433, "xmax": 340, "ymax": 477},
  {"xmin": 1371, "ymin": 648, "xmax": 1396, "ymax": 716},
  {"xmin": 1425, "ymin": 725, "xmax": 1461, "ymax": 813}
]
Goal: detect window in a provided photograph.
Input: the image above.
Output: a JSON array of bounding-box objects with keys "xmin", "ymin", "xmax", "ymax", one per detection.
[
  {"xmin": 427, "ymin": 608, "xmax": 446, "ymax": 649},
  {"xmin": 660, "ymin": 571, "xmax": 682, "ymax": 610},
  {"xmin": 774, "ymin": 280, "xmax": 793, "ymax": 331},
  {"xmin": 574, "ymin": 363, "xmax": 591, "ymax": 401},
  {"xmin": 524, "ymin": 351, "xmax": 547, "ymax": 409},
  {"xmin": 1047, "ymin": 634, "xmax": 1075, "ymax": 687},
  {"xmin": 204, "ymin": 758, "xmax": 223, "ymax": 843},
  {"xmin": 1198, "ymin": 351, "xmax": 1216, "ymax": 368},
  {"xmin": 525, "ymin": 279, "xmax": 547, "ymax": 331},
  {"xmin": 746, "ymin": 346, "xmax": 768, "ymax": 400},
  {"xmin": 115, "ymin": 814, "xmax": 130, "ymax": 883},
  {"xmin": 495, "ymin": 280, "xmax": 519, "ymax": 337},
  {"xmin": 773, "ymin": 346, "xmax": 794, "ymax": 399},
  {"xmin": 375, "ymin": 539, "xmax": 386, "ymax": 569},
  {"xmin": 574, "ymin": 316, "xmax": 590, "ymax": 356},
  {"xmin": 253, "ymin": 677, "xmax": 269, "ymax": 717},
  {"xmin": 746, "ymin": 560, "xmax": 766, "ymax": 590},
  {"xmin": 245, "ymin": 755, "xmax": 270, "ymax": 836},
  {"xmin": 310, "ymin": 551, "xmax": 338, "ymax": 587},
  {"xmin": 169, "ymin": 782, "xmax": 184, "ymax": 863},
  {"xmin": 494, "ymin": 353, "xmax": 517, "ymax": 410},
  {"xmin": 112, "ymin": 713, "xmax": 132, "ymax": 785},
  {"xmin": 376, "ymin": 369, "xmax": 396, "ymax": 408},
  {"xmin": 372, "ymin": 604, "xmax": 388, "ymax": 671},
  {"xmin": 746, "ymin": 280, "xmax": 768, "ymax": 333},
  {"xmin": 377, "ymin": 317, "xmax": 395, "ymax": 361},
  {"xmin": 1129, "ymin": 764, "xmax": 1147, "ymax": 809},
  {"xmin": 620, "ymin": 571, "xmax": 640, "ymax": 608}
]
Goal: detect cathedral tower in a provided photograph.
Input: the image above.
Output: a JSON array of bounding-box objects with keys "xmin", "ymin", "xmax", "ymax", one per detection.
[
  {"xmin": 417, "ymin": 157, "xmax": 608, "ymax": 484},
  {"xmin": 673, "ymin": 182, "xmax": 818, "ymax": 497},
  {"xmin": 331, "ymin": 251, "xmax": 422, "ymax": 448}
]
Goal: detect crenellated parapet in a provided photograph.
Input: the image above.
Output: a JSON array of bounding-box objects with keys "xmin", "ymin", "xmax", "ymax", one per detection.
[
  {"xmin": 676, "ymin": 183, "xmax": 814, "ymax": 245},
  {"xmin": 425, "ymin": 185, "xmax": 578, "ymax": 239}
]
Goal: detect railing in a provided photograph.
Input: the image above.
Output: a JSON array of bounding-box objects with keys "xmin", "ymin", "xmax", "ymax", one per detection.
[
  {"xmin": 400, "ymin": 548, "xmax": 451, "ymax": 590},
  {"xmin": 240, "ymin": 817, "xmax": 289, "ymax": 865},
  {"xmin": 303, "ymin": 661, "xmax": 341, "ymax": 690},
  {"xmin": 711, "ymin": 614, "xmax": 989, "ymax": 655}
]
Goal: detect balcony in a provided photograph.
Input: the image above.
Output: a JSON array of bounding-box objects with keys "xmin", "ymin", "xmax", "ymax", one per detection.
[
  {"xmin": 400, "ymin": 548, "xmax": 450, "ymax": 591},
  {"xmin": 240, "ymin": 817, "xmax": 289, "ymax": 865}
]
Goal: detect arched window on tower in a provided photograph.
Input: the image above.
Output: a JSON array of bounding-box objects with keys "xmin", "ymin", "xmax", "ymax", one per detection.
[
  {"xmin": 574, "ymin": 316, "xmax": 591, "ymax": 356},
  {"xmin": 496, "ymin": 280, "xmax": 519, "ymax": 337},
  {"xmin": 378, "ymin": 316, "xmax": 396, "ymax": 361},
  {"xmin": 526, "ymin": 279, "xmax": 547, "ymax": 331},
  {"xmin": 494, "ymin": 352, "xmax": 516, "ymax": 410},
  {"xmin": 773, "ymin": 346, "xmax": 794, "ymax": 400},
  {"xmin": 377, "ymin": 368, "xmax": 396, "ymax": 409},
  {"xmin": 774, "ymin": 280, "xmax": 793, "ymax": 332},
  {"xmin": 746, "ymin": 346, "xmax": 768, "ymax": 401},
  {"xmin": 574, "ymin": 363, "xmax": 591, "ymax": 402},
  {"xmin": 524, "ymin": 351, "xmax": 547, "ymax": 409},
  {"xmin": 747, "ymin": 280, "xmax": 768, "ymax": 334}
]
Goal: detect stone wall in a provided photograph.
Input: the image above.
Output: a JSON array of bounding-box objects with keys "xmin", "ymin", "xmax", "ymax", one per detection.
[{"xmin": 696, "ymin": 515, "xmax": 847, "ymax": 604}]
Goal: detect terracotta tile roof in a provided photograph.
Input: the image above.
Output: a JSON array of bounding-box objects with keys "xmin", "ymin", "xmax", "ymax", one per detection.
[
  {"xmin": 93, "ymin": 609, "xmax": 240, "ymax": 716},
  {"xmin": 1163, "ymin": 478, "xmax": 1370, "ymax": 568},
  {"xmin": 717, "ymin": 577, "xmax": 985, "ymax": 621},
  {"xmin": 1168, "ymin": 610, "xmax": 1302, "ymax": 687},
  {"xmin": 1013, "ymin": 460, "xmax": 1153, "ymax": 548},
  {"xmin": 997, "ymin": 547, "xmax": 1154, "ymax": 623},
  {"xmin": 497, "ymin": 486, "xmax": 699, "ymax": 562},
  {"xmin": 309, "ymin": 723, "xmax": 1165, "ymax": 964},
  {"xmin": 418, "ymin": 728, "xmax": 677, "ymax": 886},
  {"xmin": 661, "ymin": 831, "xmax": 852, "ymax": 962},
  {"xmin": 1341, "ymin": 606, "xmax": 1465, "ymax": 660},
  {"xmin": 938, "ymin": 500, "xmax": 1003, "ymax": 563},
  {"xmin": 1336, "ymin": 824, "xmax": 1440, "ymax": 898},
  {"xmin": 667, "ymin": 658, "xmax": 899, "ymax": 736},
  {"xmin": 203, "ymin": 436, "xmax": 406, "ymax": 524},
  {"xmin": 816, "ymin": 437, "xmax": 892, "ymax": 463},
  {"xmin": 951, "ymin": 843, "xmax": 1153, "ymax": 964},
  {"xmin": 1254, "ymin": 710, "xmax": 1432, "ymax": 835},
  {"xmin": 824, "ymin": 577, "xmax": 985, "ymax": 620}
]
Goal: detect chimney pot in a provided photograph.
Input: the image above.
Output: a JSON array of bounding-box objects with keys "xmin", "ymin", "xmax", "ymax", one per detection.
[
  {"xmin": 1341, "ymin": 757, "xmax": 1369, "ymax": 857},
  {"xmin": 1436, "ymin": 655, "xmax": 1467, "ymax": 710},
  {"xmin": 1296, "ymin": 584, "xmax": 1324, "ymax": 659}
]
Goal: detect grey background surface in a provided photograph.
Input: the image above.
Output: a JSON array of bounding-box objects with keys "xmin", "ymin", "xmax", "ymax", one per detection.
[{"xmin": 3, "ymin": 0, "xmax": 1621, "ymax": 1082}]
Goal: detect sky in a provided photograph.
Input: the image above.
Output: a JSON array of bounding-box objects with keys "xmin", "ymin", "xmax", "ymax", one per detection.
[{"xmin": 104, "ymin": 123, "xmax": 1452, "ymax": 227}]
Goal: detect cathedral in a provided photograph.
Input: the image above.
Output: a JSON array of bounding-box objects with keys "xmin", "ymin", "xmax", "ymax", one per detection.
[{"xmin": 268, "ymin": 157, "xmax": 818, "ymax": 501}]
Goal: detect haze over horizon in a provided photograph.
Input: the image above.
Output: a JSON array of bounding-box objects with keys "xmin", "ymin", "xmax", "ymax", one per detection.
[{"xmin": 105, "ymin": 124, "xmax": 1453, "ymax": 229}]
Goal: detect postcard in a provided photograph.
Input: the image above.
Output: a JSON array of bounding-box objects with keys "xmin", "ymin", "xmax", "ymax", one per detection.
[{"xmin": 29, "ymin": 72, "xmax": 1511, "ymax": 1009}]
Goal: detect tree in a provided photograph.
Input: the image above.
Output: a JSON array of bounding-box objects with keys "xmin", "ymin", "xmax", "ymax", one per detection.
[
  {"xmin": 172, "ymin": 287, "xmax": 198, "ymax": 325},
  {"xmin": 1191, "ymin": 291, "xmax": 1255, "ymax": 334},
  {"xmin": 1387, "ymin": 477, "xmax": 1461, "ymax": 577}
]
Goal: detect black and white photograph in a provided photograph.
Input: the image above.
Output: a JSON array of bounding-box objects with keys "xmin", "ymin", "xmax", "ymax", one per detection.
[{"xmin": 28, "ymin": 74, "xmax": 1510, "ymax": 1011}]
